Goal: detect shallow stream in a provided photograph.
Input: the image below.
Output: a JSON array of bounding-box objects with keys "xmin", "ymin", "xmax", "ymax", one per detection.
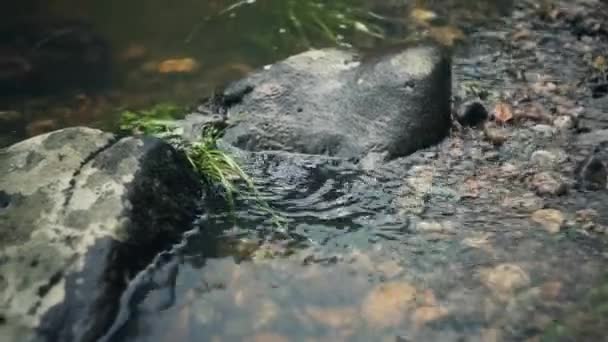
[{"xmin": 3, "ymin": 1, "xmax": 608, "ymax": 341}]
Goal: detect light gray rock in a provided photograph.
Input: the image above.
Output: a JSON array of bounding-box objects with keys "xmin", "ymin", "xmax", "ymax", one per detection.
[
  {"xmin": 0, "ymin": 127, "xmax": 202, "ymax": 342},
  {"xmin": 183, "ymin": 43, "xmax": 451, "ymax": 162},
  {"xmin": 576, "ymin": 129, "xmax": 608, "ymax": 147},
  {"xmin": 530, "ymin": 149, "xmax": 567, "ymax": 170}
]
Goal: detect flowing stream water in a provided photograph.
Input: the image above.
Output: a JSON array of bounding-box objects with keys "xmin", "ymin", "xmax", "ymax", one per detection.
[{"xmin": 3, "ymin": 1, "xmax": 608, "ymax": 341}]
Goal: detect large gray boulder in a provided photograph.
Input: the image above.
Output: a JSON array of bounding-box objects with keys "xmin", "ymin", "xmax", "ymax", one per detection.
[
  {"xmin": 0, "ymin": 127, "xmax": 202, "ymax": 342},
  {"xmin": 183, "ymin": 43, "xmax": 451, "ymax": 163}
]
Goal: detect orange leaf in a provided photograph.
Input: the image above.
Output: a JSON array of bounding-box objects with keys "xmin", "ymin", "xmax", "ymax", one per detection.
[{"xmin": 493, "ymin": 102, "xmax": 513, "ymax": 123}]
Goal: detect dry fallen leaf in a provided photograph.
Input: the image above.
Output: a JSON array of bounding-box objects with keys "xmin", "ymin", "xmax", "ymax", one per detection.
[
  {"xmin": 157, "ymin": 57, "xmax": 200, "ymax": 74},
  {"xmin": 512, "ymin": 29, "xmax": 531, "ymax": 41},
  {"xmin": 492, "ymin": 102, "xmax": 513, "ymax": 123},
  {"xmin": 119, "ymin": 43, "xmax": 147, "ymax": 62},
  {"xmin": 593, "ymin": 55, "xmax": 606, "ymax": 71},
  {"xmin": 410, "ymin": 8, "xmax": 437, "ymax": 25},
  {"xmin": 429, "ymin": 26, "xmax": 465, "ymax": 47}
]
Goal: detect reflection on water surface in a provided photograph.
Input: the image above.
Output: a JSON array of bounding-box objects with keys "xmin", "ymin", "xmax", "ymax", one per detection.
[{"xmin": 0, "ymin": 0, "xmax": 509, "ymax": 146}]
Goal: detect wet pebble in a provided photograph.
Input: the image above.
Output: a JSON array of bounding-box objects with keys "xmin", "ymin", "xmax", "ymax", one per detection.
[
  {"xmin": 412, "ymin": 305, "xmax": 448, "ymax": 327},
  {"xmin": 26, "ymin": 119, "xmax": 57, "ymax": 136},
  {"xmin": 531, "ymin": 209, "xmax": 565, "ymax": 234},
  {"xmin": 500, "ymin": 163, "xmax": 520, "ymax": 177},
  {"xmin": 483, "ymin": 123, "xmax": 510, "ymax": 146},
  {"xmin": 415, "ymin": 220, "xmax": 455, "ymax": 234},
  {"xmin": 361, "ymin": 282, "xmax": 417, "ymax": 328},
  {"xmin": 530, "ymin": 172, "xmax": 568, "ymax": 196},
  {"xmin": 501, "ymin": 193, "xmax": 544, "ymax": 212},
  {"xmin": 539, "ymin": 281, "xmax": 562, "ymax": 300},
  {"xmin": 576, "ymin": 153, "xmax": 607, "ymax": 190},
  {"xmin": 532, "ymin": 124, "xmax": 555, "ymax": 137},
  {"xmin": 479, "ymin": 263, "xmax": 530, "ymax": 300},
  {"xmin": 553, "ymin": 115, "xmax": 575, "ymax": 131},
  {"xmin": 247, "ymin": 332, "xmax": 289, "ymax": 342},
  {"xmin": 0, "ymin": 110, "xmax": 22, "ymax": 125},
  {"xmin": 304, "ymin": 306, "xmax": 357, "ymax": 329},
  {"xmin": 456, "ymin": 101, "xmax": 488, "ymax": 127},
  {"xmin": 530, "ymin": 150, "xmax": 561, "ymax": 169}
]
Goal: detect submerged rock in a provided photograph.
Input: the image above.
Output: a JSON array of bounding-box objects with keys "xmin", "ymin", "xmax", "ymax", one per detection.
[
  {"xmin": 184, "ymin": 43, "xmax": 451, "ymax": 162},
  {"xmin": 0, "ymin": 127, "xmax": 202, "ymax": 342},
  {"xmin": 455, "ymin": 100, "xmax": 489, "ymax": 127}
]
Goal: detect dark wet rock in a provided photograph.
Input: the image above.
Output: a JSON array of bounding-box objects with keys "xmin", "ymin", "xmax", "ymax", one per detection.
[
  {"xmin": 575, "ymin": 151, "xmax": 607, "ymax": 191},
  {"xmin": 575, "ymin": 129, "xmax": 608, "ymax": 147},
  {"xmin": 0, "ymin": 19, "xmax": 111, "ymax": 95},
  {"xmin": 455, "ymin": 101, "xmax": 488, "ymax": 127},
  {"xmin": 0, "ymin": 110, "xmax": 24, "ymax": 148},
  {"xmin": 184, "ymin": 43, "xmax": 452, "ymax": 162},
  {"xmin": 0, "ymin": 127, "xmax": 202, "ymax": 342}
]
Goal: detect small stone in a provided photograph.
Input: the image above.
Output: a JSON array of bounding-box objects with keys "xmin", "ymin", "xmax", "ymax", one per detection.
[
  {"xmin": 415, "ymin": 220, "xmax": 454, "ymax": 233},
  {"xmin": 253, "ymin": 300, "xmax": 279, "ymax": 329},
  {"xmin": 0, "ymin": 110, "xmax": 22, "ymax": 125},
  {"xmin": 532, "ymin": 124, "xmax": 555, "ymax": 137},
  {"xmin": 531, "ymin": 172, "xmax": 567, "ymax": 196},
  {"xmin": 461, "ymin": 178, "xmax": 481, "ymax": 198},
  {"xmin": 530, "ymin": 150, "xmax": 558, "ymax": 169},
  {"xmin": 501, "ymin": 163, "xmax": 519, "ymax": 177},
  {"xmin": 118, "ymin": 43, "xmax": 148, "ymax": 62},
  {"xmin": 305, "ymin": 306, "xmax": 357, "ymax": 329},
  {"xmin": 26, "ymin": 119, "xmax": 57, "ymax": 137},
  {"xmin": 456, "ymin": 101, "xmax": 488, "ymax": 127},
  {"xmin": 553, "ymin": 115, "xmax": 575, "ymax": 131},
  {"xmin": 501, "ymin": 193, "xmax": 544, "ymax": 212},
  {"xmin": 512, "ymin": 29, "xmax": 531, "ymax": 40},
  {"xmin": 576, "ymin": 153, "xmax": 607, "ymax": 190},
  {"xmin": 531, "ymin": 209, "xmax": 565, "ymax": 234},
  {"xmin": 576, "ymin": 209, "xmax": 598, "ymax": 222},
  {"xmin": 361, "ymin": 282, "xmax": 417, "ymax": 328},
  {"xmin": 412, "ymin": 306, "xmax": 448, "ymax": 327},
  {"xmin": 461, "ymin": 233, "xmax": 494, "ymax": 252},
  {"xmin": 483, "ymin": 123, "xmax": 510, "ymax": 146},
  {"xmin": 479, "ymin": 263, "xmax": 530, "ymax": 299},
  {"xmin": 248, "ymin": 332, "xmax": 289, "ymax": 342},
  {"xmin": 420, "ymin": 289, "xmax": 439, "ymax": 307},
  {"xmin": 540, "ymin": 281, "xmax": 562, "ymax": 300},
  {"xmin": 480, "ymin": 328, "xmax": 502, "ymax": 342},
  {"xmin": 375, "ymin": 260, "xmax": 404, "ymax": 279}
]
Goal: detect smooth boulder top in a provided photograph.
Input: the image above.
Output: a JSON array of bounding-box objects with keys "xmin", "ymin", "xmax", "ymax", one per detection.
[
  {"xmin": 184, "ymin": 42, "xmax": 452, "ymax": 163},
  {"xmin": 0, "ymin": 127, "xmax": 201, "ymax": 342}
]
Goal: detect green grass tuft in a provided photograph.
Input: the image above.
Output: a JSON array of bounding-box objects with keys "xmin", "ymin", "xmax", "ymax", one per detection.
[{"xmin": 118, "ymin": 103, "xmax": 285, "ymax": 227}]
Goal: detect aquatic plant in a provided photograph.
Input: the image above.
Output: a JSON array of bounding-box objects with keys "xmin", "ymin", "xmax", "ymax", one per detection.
[
  {"xmin": 189, "ymin": 0, "xmax": 387, "ymax": 50},
  {"xmin": 119, "ymin": 103, "xmax": 285, "ymax": 226},
  {"xmin": 119, "ymin": 103, "xmax": 184, "ymax": 136}
]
